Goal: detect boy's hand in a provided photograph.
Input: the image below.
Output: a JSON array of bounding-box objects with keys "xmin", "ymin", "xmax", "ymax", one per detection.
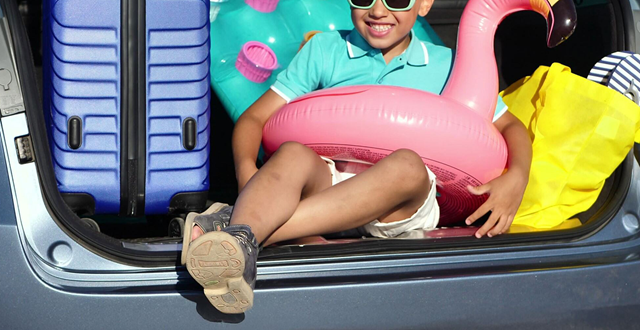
[{"xmin": 465, "ymin": 170, "xmax": 528, "ymax": 238}]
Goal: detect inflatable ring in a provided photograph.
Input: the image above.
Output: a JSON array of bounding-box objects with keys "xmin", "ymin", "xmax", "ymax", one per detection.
[{"xmin": 262, "ymin": 0, "xmax": 577, "ymax": 225}]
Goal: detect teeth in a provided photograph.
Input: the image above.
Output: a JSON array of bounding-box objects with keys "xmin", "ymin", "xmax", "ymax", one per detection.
[{"xmin": 370, "ymin": 24, "xmax": 392, "ymax": 32}]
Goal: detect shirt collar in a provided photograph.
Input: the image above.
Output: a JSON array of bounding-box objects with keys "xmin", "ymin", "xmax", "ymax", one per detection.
[{"xmin": 346, "ymin": 29, "xmax": 429, "ymax": 66}]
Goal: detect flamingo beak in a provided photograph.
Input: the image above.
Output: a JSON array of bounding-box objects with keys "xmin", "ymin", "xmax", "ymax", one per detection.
[{"xmin": 545, "ymin": 0, "xmax": 577, "ymax": 47}]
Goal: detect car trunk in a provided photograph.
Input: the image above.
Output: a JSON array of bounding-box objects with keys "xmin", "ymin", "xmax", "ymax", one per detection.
[{"xmin": 13, "ymin": 0, "xmax": 635, "ymax": 266}]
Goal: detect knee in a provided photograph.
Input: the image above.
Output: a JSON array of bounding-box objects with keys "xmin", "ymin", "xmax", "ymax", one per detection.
[
  {"xmin": 273, "ymin": 141, "xmax": 318, "ymax": 168},
  {"xmin": 385, "ymin": 149, "xmax": 430, "ymax": 194}
]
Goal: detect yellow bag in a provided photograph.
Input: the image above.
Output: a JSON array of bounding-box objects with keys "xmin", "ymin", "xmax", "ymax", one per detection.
[{"xmin": 501, "ymin": 63, "xmax": 640, "ymax": 229}]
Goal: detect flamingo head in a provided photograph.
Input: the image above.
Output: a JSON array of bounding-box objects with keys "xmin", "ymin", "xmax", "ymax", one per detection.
[{"xmin": 530, "ymin": 0, "xmax": 577, "ymax": 47}]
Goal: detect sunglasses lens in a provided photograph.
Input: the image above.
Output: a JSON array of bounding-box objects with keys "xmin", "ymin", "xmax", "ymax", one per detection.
[
  {"xmin": 350, "ymin": 0, "xmax": 374, "ymax": 7},
  {"xmin": 384, "ymin": 0, "xmax": 412, "ymax": 9}
]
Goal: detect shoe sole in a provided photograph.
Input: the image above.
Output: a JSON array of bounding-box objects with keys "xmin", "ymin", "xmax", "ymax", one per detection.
[
  {"xmin": 181, "ymin": 202, "xmax": 228, "ymax": 266},
  {"xmin": 185, "ymin": 231, "xmax": 253, "ymax": 314}
]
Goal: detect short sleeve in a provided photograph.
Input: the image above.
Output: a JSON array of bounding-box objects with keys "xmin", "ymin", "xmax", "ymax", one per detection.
[
  {"xmin": 270, "ymin": 36, "xmax": 325, "ymax": 103},
  {"xmin": 492, "ymin": 95, "xmax": 508, "ymax": 122}
]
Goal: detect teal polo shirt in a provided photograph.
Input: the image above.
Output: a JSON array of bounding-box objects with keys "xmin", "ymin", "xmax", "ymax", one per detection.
[{"xmin": 271, "ymin": 29, "xmax": 508, "ymax": 122}]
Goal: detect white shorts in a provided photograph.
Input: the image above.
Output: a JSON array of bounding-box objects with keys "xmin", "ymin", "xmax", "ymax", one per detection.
[{"xmin": 322, "ymin": 157, "xmax": 440, "ymax": 238}]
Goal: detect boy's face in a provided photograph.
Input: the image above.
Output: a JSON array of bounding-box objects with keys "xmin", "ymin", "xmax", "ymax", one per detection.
[{"xmin": 350, "ymin": 0, "xmax": 433, "ymax": 54}]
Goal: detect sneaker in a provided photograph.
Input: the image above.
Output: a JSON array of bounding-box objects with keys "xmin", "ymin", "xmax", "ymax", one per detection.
[
  {"xmin": 180, "ymin": 203, "xmax": 234, "ymax": 265},
  {"xmin": 185, "ymin": 224, "xmax": 259, "ymax": 314},
  {"xmin": 191, "ymin": 204, "xmax": 234, "ymax": 232}
]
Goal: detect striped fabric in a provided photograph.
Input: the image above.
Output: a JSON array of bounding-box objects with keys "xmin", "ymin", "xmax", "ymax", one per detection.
[
  {"xmin": 587, "ymin": 51, "xmax": 633, "ymax": 85},
  {"xmin": 607, "ymin": 54, "xmax": 640, "ymax": 102}
]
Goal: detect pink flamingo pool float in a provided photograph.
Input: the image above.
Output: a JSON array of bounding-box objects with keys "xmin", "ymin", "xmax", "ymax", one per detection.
[{"xmin": 262, "ymin": 0, "xmax": 577, "ymax": 225}]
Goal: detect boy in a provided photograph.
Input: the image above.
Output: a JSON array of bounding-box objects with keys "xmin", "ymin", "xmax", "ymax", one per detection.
[{"xmin": 182, "ymin": 0, "xmax": 532, "ymax": 314}]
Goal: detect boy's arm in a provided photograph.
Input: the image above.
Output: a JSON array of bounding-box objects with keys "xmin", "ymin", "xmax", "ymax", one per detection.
[
  {"xmin": 232, "ymin": 35, "xmax": 325, "ymax": 191},
  {"xmin": 465, "ymin": 111, "xmax": 532, "ymax": 238},
  {"xmin": 232, "ymin": 89, "xmax": 287, "ymax": 192}
]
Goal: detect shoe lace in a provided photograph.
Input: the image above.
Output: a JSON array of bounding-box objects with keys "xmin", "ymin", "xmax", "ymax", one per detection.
[
  {"xmin": 216, "ymin": 206, "xmax": 233, "ymax": 230},
  {"xmin": 233, "ymin": 230, "xmax": 257, "ymax": 254},
  {"xmin": 207, "ymin": 206, "xmax": 233, "ymax": 231}
]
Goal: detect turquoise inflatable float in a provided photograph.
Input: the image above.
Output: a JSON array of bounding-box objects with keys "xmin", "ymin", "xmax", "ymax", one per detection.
[{"xmin": 209, "ymin": 0, "xmax": 444, "ymax": 121}]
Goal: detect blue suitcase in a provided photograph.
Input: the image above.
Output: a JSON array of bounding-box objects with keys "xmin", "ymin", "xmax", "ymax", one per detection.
[{"xmin": 42, "ymin": 0, "xmax": 211, "ymax": 216}]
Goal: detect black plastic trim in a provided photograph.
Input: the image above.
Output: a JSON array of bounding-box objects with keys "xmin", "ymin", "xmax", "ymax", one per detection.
[
  {"xmin": 61, "ymin": 193, "xmax": 95, "ymax": 216},
  {"xmin": 182, "ymin": 117, "xmax": 196, "ymax": 150},
  {"xmin": 120, "ymin": 0, "xmax": 147, "ymax": 217},
  {"xmin": 135, "ymin": 0, "xmax": 146, "ymax": 217},
  {"xmin": 66, "ymin": 116, "xmax": 81, "ymax": 149},
  {"xmin": 169, "ymin": 191, "xmax": 208, "ymax": 214}
]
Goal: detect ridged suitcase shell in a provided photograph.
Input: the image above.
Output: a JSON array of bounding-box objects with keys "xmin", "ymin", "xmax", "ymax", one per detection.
[{"xmin": 43, "ymin": 0, "xmax": 211, "ymax": 215}]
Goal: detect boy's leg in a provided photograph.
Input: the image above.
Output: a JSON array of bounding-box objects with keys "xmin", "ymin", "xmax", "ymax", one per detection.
[
  {"xmin": 262, "ymin": 148, "xmax": 431, "ymax": 245},
  {"xmin": 191, "ymin": 145, "xmax": 432, "ymax": 245},
  {"xmin": 189, "ymin": 141, "xmax": 334, "ymax": 243},
  {"xmin": 185, "ymin": 141, "xmax": 333, "ymax": 313},
  {"xmin": 186, "ymin": 144, "xmax": 431, "ymax": 313},
  {"xmin": 225, "ymin": 141, "xmax": 335, "ymax": 242}
]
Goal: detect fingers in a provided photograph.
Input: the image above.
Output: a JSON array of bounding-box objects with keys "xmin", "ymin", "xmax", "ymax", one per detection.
[
  {"xmin": 467, "ymin": 184, "xmax": 491, "ymax": 196},
  {"xmin": 475, "ymin": 211, "xmax": 501, "ymax": 238},
  {"xmin": 502, "ymin": 215, "xmax": 515, "ymax": 234},
  {"xmin": 475, "ymin": 213, "xmax": 515, "ymax": 238},
  {"xmin": 466, "ymin": 182, "xmax": 518, "ymax": 237},
  {"xmin": 466, "ymin": 200, "xmax": 492, "ymax": 225},
  {"xmin": 487, "ymin": 214, "xmax": 507, "ymax": 237},
  {"xmin": 466, "ymin": 184, "xmax": 493, "ymax": 225}
]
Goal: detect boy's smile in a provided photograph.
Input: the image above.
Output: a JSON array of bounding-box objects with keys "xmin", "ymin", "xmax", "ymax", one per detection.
[
  {"xmin": 351, "ymin": 0, "xmax": 433, "ymax": 62},
  {"xmin": 366, "ymin": 21, "xmax": 394, "ymax": 37}
]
